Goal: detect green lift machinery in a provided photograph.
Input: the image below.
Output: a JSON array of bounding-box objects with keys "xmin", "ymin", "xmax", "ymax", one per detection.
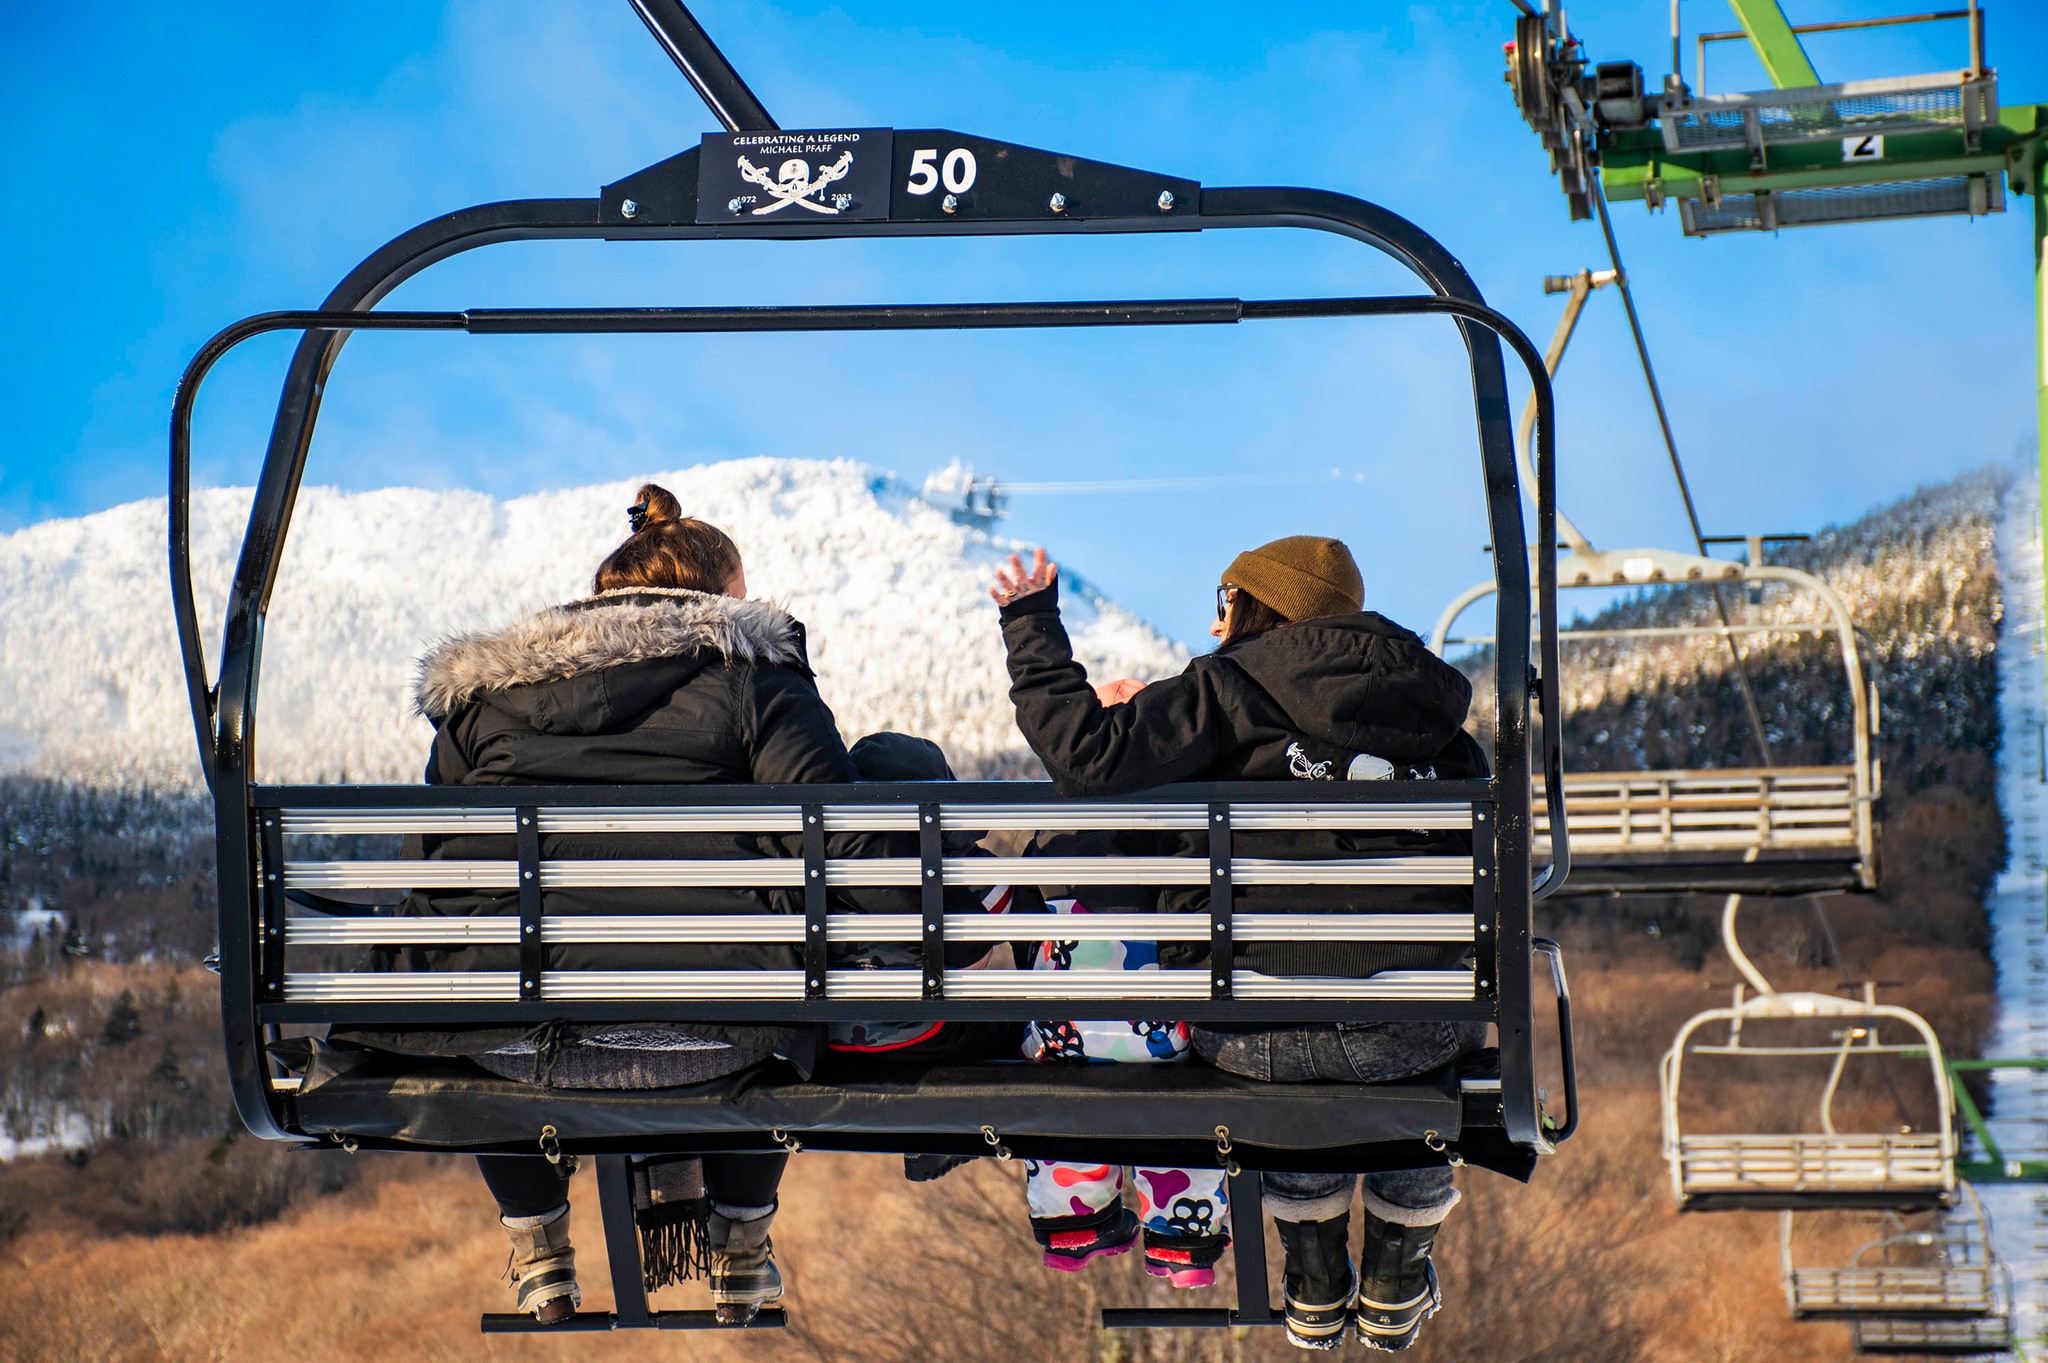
[{"xmin": 1504, "ymin": 0, "xmax": 2046, "ymax": 489}]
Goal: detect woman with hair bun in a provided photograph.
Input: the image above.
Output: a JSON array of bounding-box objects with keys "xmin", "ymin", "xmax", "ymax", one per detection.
[{"xmin": 383, "ymin": 483, "xmax": 882, "ymax": 1325}]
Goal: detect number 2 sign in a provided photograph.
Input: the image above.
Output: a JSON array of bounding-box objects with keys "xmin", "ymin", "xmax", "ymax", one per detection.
[{"xmin": 1842, "ymin": 134, "xmax": 1885, "ymax": 162}]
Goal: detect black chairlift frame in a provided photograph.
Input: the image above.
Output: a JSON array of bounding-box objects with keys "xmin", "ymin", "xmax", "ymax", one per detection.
[{"xmin": 169, "ymin": 0, "xmax": 1570, "ymax": 1334}]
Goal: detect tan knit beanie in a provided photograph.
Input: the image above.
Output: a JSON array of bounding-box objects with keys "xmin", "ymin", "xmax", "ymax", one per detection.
[{"xmin": 1222, "ymin": 536, "xmax": 1363, "ymax": 622}]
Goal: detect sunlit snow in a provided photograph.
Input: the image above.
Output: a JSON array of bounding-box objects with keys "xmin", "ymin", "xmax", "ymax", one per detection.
[{"xmin": 0, "ymin": 458, "xmax": 1186, "ymax": 788}]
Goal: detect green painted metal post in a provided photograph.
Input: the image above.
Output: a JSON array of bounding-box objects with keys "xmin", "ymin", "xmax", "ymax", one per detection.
[
  {"xmin": 1725, "ymin": 0, "xmax": 1822, "ymax": 90},
  {"xmin": 2036, "ymin": 144, "xmax": 2046, "ymax": 527}
]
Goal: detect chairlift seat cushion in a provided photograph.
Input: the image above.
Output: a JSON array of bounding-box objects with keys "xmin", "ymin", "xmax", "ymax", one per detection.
[{"xmin": 281, "ymin": 1038, "xmax": 1520, "ymax": 1176}]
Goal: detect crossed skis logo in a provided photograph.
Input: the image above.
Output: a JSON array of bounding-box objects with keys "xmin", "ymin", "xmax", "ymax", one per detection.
[{"xmin": 735, "ymin": 152, "xmax": 854, "ymax": 215}]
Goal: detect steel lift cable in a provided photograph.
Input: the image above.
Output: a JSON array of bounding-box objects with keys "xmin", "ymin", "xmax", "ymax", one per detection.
[
  {"xmin": 1590, "ymin": 173, "xmax": 1778, "ymax": 770},
  {"xmin": 1592, "ymin": 178, "xmax": 1889, "ymax": 1126}
]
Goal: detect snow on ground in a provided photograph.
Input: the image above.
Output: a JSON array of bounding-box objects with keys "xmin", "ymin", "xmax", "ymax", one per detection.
[
  {"xmin": 1979, "ymin": 470, "xmax": 2047, "ymax": 1358},
  {"xmin": 0, "ymin": 458, "xmax": 1186, "ymax": 788},
  {"xmin": 0, "ymin": 1107, "xmax": 92, "ymax": 1163}
]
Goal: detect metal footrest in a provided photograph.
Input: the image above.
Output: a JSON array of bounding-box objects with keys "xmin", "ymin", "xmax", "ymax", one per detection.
[
  {"xmin": 1852, "ymin": 1314, "xmax": 2012, "ymax": 1355},
  {"xmin": 476, "ymin": 1155, "xmax": 792, "ymax": 1336},
  {"xmin": 482, "ymin": 1309, "xmax": 786, "ymax": 1333},
  {"xmin": 1101, "ymin": 1169, "xmax": 1281, "ymax": 1331},
  {"xmin": 1101, "ymin": 1309, "xmax": 1282, "ymax": 1329}
]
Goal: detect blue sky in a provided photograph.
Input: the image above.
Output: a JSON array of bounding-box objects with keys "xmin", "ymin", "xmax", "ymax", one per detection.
[{"xmin": 4, "ymin": 1, "xmax": 2043, "ymax": 648}]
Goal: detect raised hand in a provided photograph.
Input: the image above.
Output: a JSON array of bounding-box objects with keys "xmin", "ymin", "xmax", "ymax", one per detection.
[
  {"xmin": 990, "ymin": 547, "xmax": 1058, "ymax": 607},
  {"xmin": 1093, "ymin": 678, "xmax": 1146, "ymax": 707}
]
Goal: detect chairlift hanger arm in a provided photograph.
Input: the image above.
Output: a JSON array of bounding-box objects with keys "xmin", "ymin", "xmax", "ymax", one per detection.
[
  {"xmin": 627, "ymin": 0, "xmax": 777, "ymax": 133},
  {"xmin": 1515, "ymin": 269, "xmax": 1608, "ymax": 554}
]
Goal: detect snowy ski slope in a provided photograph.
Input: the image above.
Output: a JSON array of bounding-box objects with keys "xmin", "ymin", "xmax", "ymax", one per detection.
[{"xmin": 1978, "ymin": 470, "xmax": 2048, "ymax": 1357}]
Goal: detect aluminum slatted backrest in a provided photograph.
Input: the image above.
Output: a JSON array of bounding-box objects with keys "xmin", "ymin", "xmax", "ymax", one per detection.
[
  {"xmin": 1789, "ymin": 1259, "xmax": 1996, "ymax": 1321},
  {"xmin": 1532, "ymin": 768, "xmax": 1860, "ymax": 853},
  {"xmin": 1662, "ymin": 72, "xmax": 1999, "ymax": 155},
  {"xmin": 258, "ymin": 781, "xmax": 1499, "ymax": 1020}
]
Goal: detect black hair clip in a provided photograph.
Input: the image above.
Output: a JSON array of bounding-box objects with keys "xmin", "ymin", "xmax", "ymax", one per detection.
[{"xmin": 627, "ymin": 502, "xmax": 650, "ymax": 533}]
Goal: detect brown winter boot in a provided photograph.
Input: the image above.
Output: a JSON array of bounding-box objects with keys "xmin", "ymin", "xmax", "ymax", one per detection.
[
  {"xmin": 501, "ymin": 1204, "xmax": 581, "ymax": 1324},
  {"xmin": 708, "ymin": 1205, "xmax": 783, "ymax": 1325}
]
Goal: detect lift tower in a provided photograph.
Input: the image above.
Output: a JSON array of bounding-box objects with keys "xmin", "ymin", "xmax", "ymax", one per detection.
[{"xmin": 1505, "ymin": 0, "xmax": 2046, "ymax": 502}]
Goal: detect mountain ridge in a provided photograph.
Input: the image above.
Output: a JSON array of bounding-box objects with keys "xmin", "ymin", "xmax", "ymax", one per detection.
[{"xmin": 0, "ymin": 458, "xmax": 1186, "ymax": 790}]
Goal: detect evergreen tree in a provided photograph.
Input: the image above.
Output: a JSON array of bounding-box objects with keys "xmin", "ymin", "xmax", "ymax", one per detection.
[
  {"xmin": 101, "ymin": 989, "xmax": 143, "ymax": 1046},
  {"xmin": 148, "ymin": 1043, "xmax": 188, "ymax": 1090}
]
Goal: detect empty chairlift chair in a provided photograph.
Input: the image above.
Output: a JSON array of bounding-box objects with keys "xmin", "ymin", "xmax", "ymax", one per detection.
[
  {"xmin": 167, "ymin": 0, "xmax": 1580, "ymax": 1334},
  {"xmin": 1783, "ymin": 1183, "xmax": 2006, "ymax": 1320},
  {"xmin": 1432, "ymin": 545, "xmax": 1881, "ymax": 897},
  {"xmin": 1661, "ymin": 897, "xmax": 1955, "ymax": 1213}
]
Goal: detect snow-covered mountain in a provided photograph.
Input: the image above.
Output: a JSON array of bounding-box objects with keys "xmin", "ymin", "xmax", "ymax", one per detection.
[{"xmin": 0, "ymin": 458, "xmax": 1186, "ymax": 788}]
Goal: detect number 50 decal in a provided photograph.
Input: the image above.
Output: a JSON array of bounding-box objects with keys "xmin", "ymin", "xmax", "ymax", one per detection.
[{"xmin": 906, "ymin": 147, "xmax": 978, "ymax": 195}]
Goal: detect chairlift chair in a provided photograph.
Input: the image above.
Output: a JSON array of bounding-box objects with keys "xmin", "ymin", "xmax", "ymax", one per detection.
[
  {"xmin": 1428, "ymin": 264, "xmax": 1879, "ymax": 898},
  {"xmin": 1661, "ymin": 897, "xmax": 1955, "ymax": 1213},
  {"xmin": 168, "ymin": 0, "xmax": 1579, "ymax": 1334},
  {"xmin": 1432, "ymin": 545, "xmax": 1882, "ymax": 896},
  {"xmin": 1783, "ymin": 1182, "xmax": 2006, "ymax": 1320}
]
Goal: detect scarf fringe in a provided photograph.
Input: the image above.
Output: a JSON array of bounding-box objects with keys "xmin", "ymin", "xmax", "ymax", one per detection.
[
  {"xmin": 631, "ymin": 1153, "xmax": 711, "ymax": 1290},
  {"xmin": 637, "ymin": 1200, "xmax": 711, "ymax": 1290}
]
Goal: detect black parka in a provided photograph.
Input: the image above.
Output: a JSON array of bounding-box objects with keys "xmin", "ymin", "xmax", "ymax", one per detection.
[
  {"xmin": 357, "ymin": 587, "xmax": 915, "ymax": 1074},
  {"xmin": 999, "ymin": 579, "xmax": 1481, "ymax": 979}
]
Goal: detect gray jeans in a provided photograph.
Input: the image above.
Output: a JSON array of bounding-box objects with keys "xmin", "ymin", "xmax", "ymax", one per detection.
[{"xmin": 1190, "ymin": 1021, "xmax": 1487, "ymax": 1225}]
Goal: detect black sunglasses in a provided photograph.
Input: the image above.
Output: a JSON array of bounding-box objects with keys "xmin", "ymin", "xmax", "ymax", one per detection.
[
  {"xmin": 1215, "ymin": 584, "xmax": 1237, "ymax": 621},
  {"xmin": 627, "ymin": 502, "xmax": 650, "ymax": 533}
]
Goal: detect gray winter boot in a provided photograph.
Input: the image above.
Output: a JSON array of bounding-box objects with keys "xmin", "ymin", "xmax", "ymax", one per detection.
[
  {"xmin": 708, "ymin": 1204, "xmax": 783, "ymax": 1325},
  {"xmin": 1353, "ymin": 1204, "xmax": 1447, "ymax": 1352},
  {"xmin": 1276, "ymin": 1214, "xmax": 1356, "ymax": 1351},
  {"xmin": 501, "ymin": 1204, "xmax": 581, "ymax": 1324}
]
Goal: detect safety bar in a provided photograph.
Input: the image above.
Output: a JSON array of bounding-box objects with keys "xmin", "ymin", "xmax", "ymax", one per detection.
[{"xmin": 169, "ymin": 157, "xmax": 1562, "ymax": 1148}]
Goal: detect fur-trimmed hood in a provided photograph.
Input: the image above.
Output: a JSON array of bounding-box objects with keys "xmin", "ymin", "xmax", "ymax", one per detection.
[{"xmin": 415, "ymin": 588, "xmax": 807, "ymax": 722}]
